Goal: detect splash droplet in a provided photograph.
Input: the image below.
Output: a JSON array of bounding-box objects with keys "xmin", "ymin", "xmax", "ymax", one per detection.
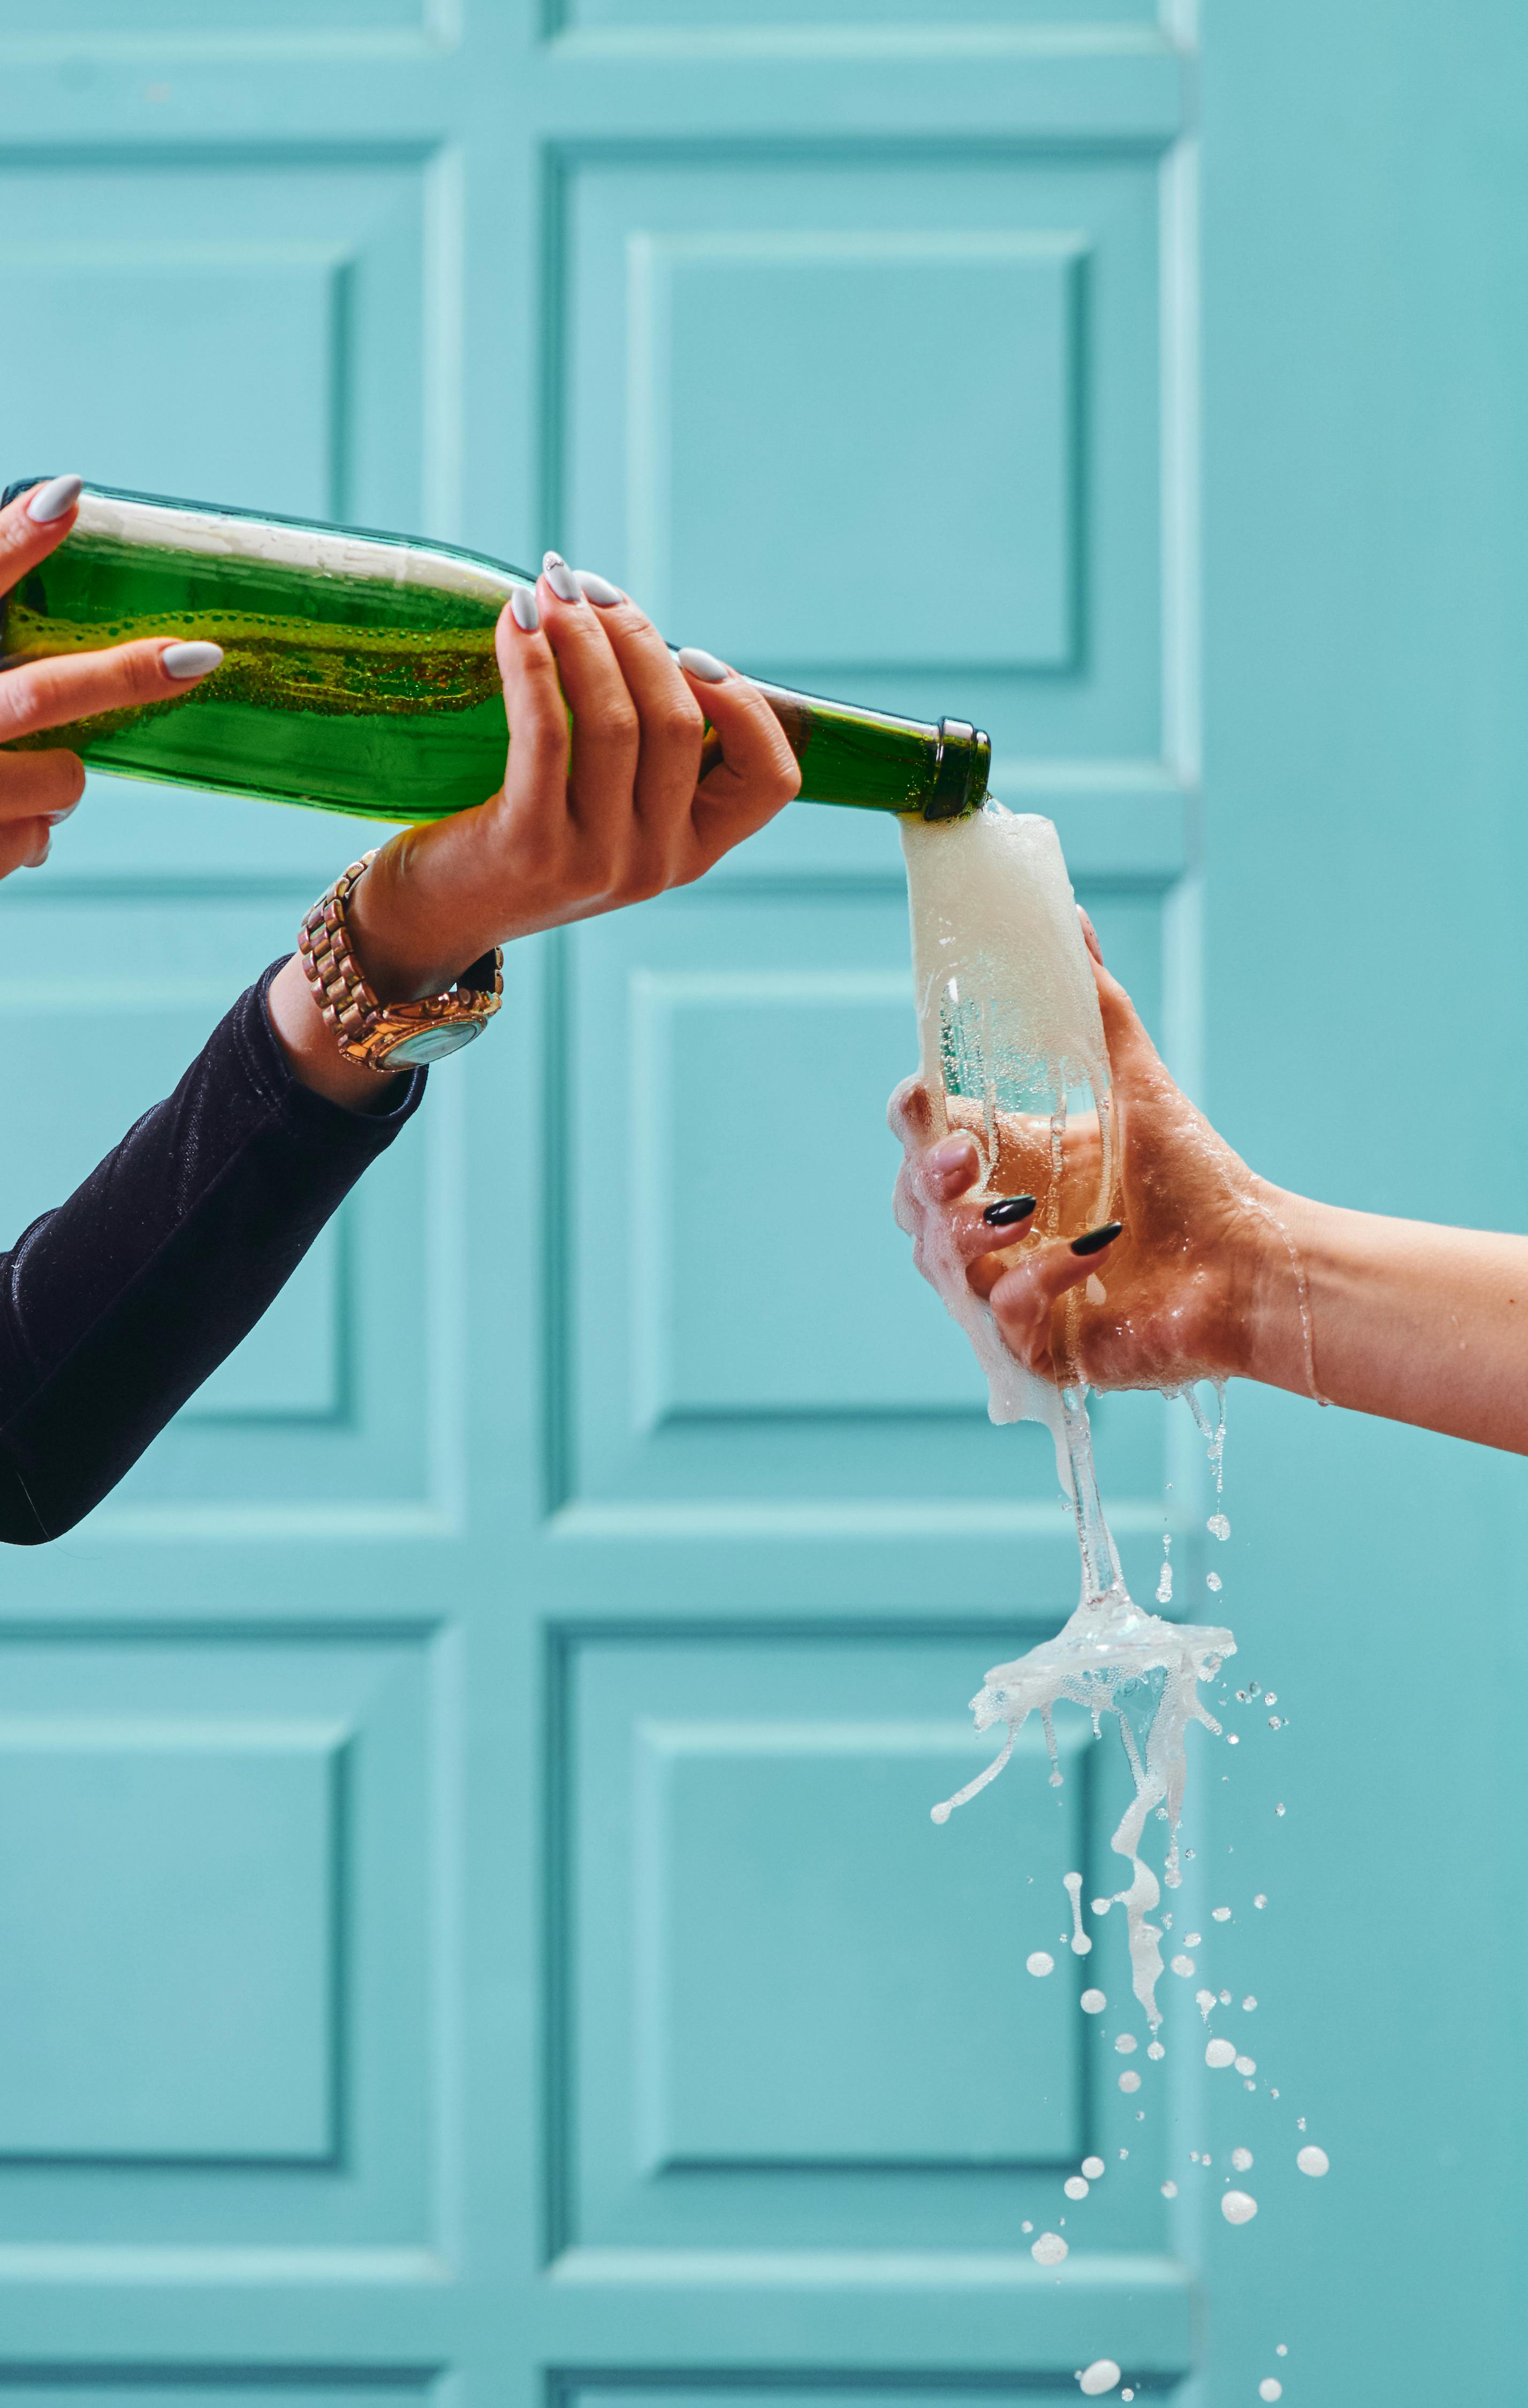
[
  {"xmin": 1028, "ymin": 1951, "xmax": 1055, "ymax": 1977},
  {"xmin": 1231, "ymin": 2147, "xmax": 1253, "ymax": 2171},
  {"xmin": 1160, "ymin": 2180, "xmax": 1178, "ymax": 2198},
  {"xmin": 1242, "ymin": 1996, "xmax": 1257, "ymax": 2012},
  {"xmin": 1207, "ymin": 1572, "xmax": 1223, "ymax": 1592},
  {"xmin": 1207, "ymin": 1513, "xmax": 1230, "ymax": 1541},
  {"xmin": 1082, "ymin": 2155, "xmax": 1105, "ymax": 2180},
  {"xmin": 1212, "ymin": 1906, "xmax": 1231, "ymax": 1922},
  {"xmin": 1253, "ymin": 1894, "xmax": 1267, "ymax": 1909},
  {"xmin": 1065, "ymin": 2175, "xmax": 1090, "ymax": 2200},
  {"xmin": 1297, "ymin": 2145, "xmax": 1329, "ymax": 2177},
  {"xmin": 1221, "ymin": 2189, "xmax": 1258, "ymax": 2225},
  {"xmin": 1032, "ymin": 2231, "xmax": 1068, "ymax": 2266},
  {"xmin": 1205, "ymin": 2039, "xmax": 1236, "ymax": 2069},
  {"xmin": 1259, "ymin": 2384, "xmax": 1283, "ymax": 2402},
  {"xmin": 1118, "ymin": 2069, "xmax": 1141, "ymax": 2093},
  {"xmin": 1078, "ymin": 2364, "xmax": 1121, "ymax": 2398},
  {"xmin": 1170, "ymin": 1954, "xmax": 1196, "ymax": 1977},
  {"xmin": 1114, "ymin": 2033, "xmax": 1138, "ymax": 2054},
  {"xmin": 1081, "ymin": 1988, "xmax": 1107, "ymax": 2014},
  {"xmin": 1235, "ymin": 2055, "xmax": 1257, "ymax": 2077},
  {"xmin": 1147, "ymin": 2040, "xmax": 1166, "ymax": 2060}
]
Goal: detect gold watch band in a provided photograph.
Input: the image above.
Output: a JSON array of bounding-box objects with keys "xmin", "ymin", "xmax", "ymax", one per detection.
[{"xmin": 298, "ymin": 851, "xmax": 504, "ymax": 1073}]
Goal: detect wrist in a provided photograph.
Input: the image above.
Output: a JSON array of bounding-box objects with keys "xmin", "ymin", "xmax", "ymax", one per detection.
[
  {"xmin": 265, "ymin": 952, "xmax": 406, "ymax": 1112},
  {"xmin": 1239, "ymin": 1180, "xmax": 1331, "ymax": 1399},
  {"xmin": 343, "ymin": 835, "xmax": 495, "ymax": 1004}
]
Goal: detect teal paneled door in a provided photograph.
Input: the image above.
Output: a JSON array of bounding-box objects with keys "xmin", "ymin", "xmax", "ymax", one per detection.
[{"xmin": 2, "ymin": 3, "xmax": 1519, "ymax": 2402}]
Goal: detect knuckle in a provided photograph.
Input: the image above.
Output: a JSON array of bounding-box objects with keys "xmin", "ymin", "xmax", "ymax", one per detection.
[
  {"xmin": 598, "ymin": 699, "xmax": 640, "ymax": 753},
  {"xmin": 659, "ymin": 699, "xmax": 705, "ymax": 751}
]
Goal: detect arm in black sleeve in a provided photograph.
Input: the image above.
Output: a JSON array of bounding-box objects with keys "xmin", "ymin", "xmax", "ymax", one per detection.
[{"xmin": 0, "ymin": 958, "xmax": 425, "ymax": 1543}]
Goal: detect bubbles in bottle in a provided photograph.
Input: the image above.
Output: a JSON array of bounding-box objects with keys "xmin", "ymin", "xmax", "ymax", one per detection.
[
  {"xmin": 1206, "ymin": 2039, "xmax": 1237, "ymax": 2069},
  {"xmin": 1297, "ymin": 2145, "xmax": 1330, "ymax": 2177},
  {"xmin": 1078, "ymin": 2364, "xmax": 1121, "ymax": 2397},
  {"xmin": 1220, "ymin": 2190, "xmax": 1258, "ymax": 2225},
  {"xmin": 1032, "ymin": 2231, "xmax": 1069, "ymax": 2266},
  {"xmin": 1081, "ymin": 1988, "xmax": 1107, "ymax": 2014},
  {"xmin": 1028, "ymin": 1951, "xmax": 1055, "ymax": 1977}
]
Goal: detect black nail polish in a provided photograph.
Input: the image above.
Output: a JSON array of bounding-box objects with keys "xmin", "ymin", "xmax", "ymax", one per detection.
[
  {"xmin": 982, "ymin": 1195, "xmax": 1038, "ymax": 1228},
  {"xmin": 1070, "ymin": 1221, "xmax": 1123, "ymax": 1256}
]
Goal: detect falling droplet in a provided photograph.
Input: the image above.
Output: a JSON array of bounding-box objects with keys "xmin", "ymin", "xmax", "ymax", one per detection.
[
  {"xmin": 1022, "ymin": 2221, "xmax": 1033, "ymax": 2234},
  {"xmin": 1242, "ymin": 1996, "xmax": 1257, "ymax": 2012},
  {"xmin": 1115, "ymin": 2033, "xmax": 1138, "ymax": 2054},
  {"xmin": 1091, "ymin": 1897, "xmax": 1111, "ymax": 1916},
  {"xmin": 1170, "ymin": 1954, "xmax": 1196, "ymax": 1977},
  {"xmin": 1028, "ymin": 1951, "xmax": 1055, "ymax": 1977},
  {"xmin": 1253, "ymin": 1894, "xmax": 1267, "ymax": 1909},
  {"xmin": 1221, "ymin": 2190, "xmax": 1258, "ymax": 2226},
  {"xmin": 1160, "ymin": 2180, "xmax": 1178, "ymax": 2198},
  {"xmin": 1185, "ymin": 1931, "xmax": 1202, "ymax": 1947},
  {"xmin": 1235, "ymin": 2055, "xmax": 1257, "ymax": 2077},
  {"xmin": 1205, "ymin": 2039, "xmax": 1237, "ymax": 2069},
  {"xmin": 1195, "ymin": 1989, "xmax": 1217, "ymax": 2022},
  {"xmin": 1231, "ymin": 2147, "xmax": 1253, "ymax": 2171},
  {"xmin": 1268, "ymin": 1716, "xmax": 1282, "ymax": 1730},
  {"xmin": 1207, "ymin": 1513, "xmax": 1230, "ymax": 1541},
  {"xmin": 1081, "ymin": 1988, "xmax": 1107, "ymax": 2014},
  {"xmin": 1297, "ymin": 2145, "xmax": 1330, "ymax": 2177},
  {"xmin": 1063, "ymin": 1870, "xmax": 1093, "ymax": 1955},
  {"xmin": 1259, "ymin": 2383, "xmax": 1283, "ymax": 2402},
  {"xmin": 1082, "ymin": 2156, "xmax": 1105, "ymax": 2180},
  {"xmin": 1227, "ymin": 1732, "xmax": 1240, "ymax": 1744},
  {"xmin": 1065, "ymin": 2175, "xmax": 1090, "ymax": 2200},
  {"xmin": 1207, "ymin": 1572, "xmax": 1223, "ymax": 1592},
  {"xmin": 1147, "ymin": 2040, "xmax": 1166, "ymax": 2060},
  {"xmin": 1078, "ymin": 2364, "xmax": 1121, "ymax": 2398},
  {"xmin": 1275, "ymin": 1803, "xmax": 1286, "ymax": 1817},
  {"xmin": 1220, "ymin": 1989, "xmax": 1233, "ymax": 2005},
  {"xmin": 1118, "ymin": 2069, "xmax": 1142, "ymax": 2093},
  {"xmin": 1265, "ymin": 1693, "xmax": 1278, "ymax": 1706},
  {"xmin": 1032, "ymin": 2231, "xmax": 1068, "ymax": 2266},
  {"xmin": 1213, "ymin": 1906, "xmax": 1231, "ymax": 1922}
]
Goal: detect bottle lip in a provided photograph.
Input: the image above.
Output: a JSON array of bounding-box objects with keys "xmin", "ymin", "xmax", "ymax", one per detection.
[{"xmin": 925, "ymin": 719, "xmax": 991, "ymax": 820}]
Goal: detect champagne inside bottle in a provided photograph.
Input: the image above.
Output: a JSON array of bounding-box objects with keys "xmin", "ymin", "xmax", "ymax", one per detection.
[{"xmin": 1, "ymin": 482, "xmax": 989, "ymax": 827}]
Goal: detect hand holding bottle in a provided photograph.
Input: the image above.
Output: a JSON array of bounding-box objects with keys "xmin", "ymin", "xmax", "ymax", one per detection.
[
  {"xmin": 0, "ymin": 476, "xmax": 221, "ymax": 881},
  {"xmin": 268, "ymin": 551, "xmax": 801, "ymax": 1103}
]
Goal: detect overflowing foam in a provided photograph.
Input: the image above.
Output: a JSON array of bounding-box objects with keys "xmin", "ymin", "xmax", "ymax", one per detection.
[{"xmin": 901, "ymin": 805, "xmax": 1235, "ymax": 2030}]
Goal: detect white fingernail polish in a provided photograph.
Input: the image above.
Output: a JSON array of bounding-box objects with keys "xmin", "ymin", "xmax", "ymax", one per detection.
[
  {"xmin": 161, "ymin": 641, "xmax": 224, "ymax": 680},
  {"xmin": 510, "ymin": 586, "xmax": 541, "ymax": 633},
  {"xmin": 678, "ymin": 645, "xmax": 728, "ymax": 683},
  {"xmin": 573, "ymin": 570, "xmax": 623, "ymax": 607},
  {"xmin": 26, "ymin": 474, "xmax": 83, "ymax": 524},
  {"xmin": 542, "ymin": 551, "xmax": 582, "ymax": 603}
]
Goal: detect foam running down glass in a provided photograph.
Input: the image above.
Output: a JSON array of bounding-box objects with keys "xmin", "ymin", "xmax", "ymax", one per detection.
[{"xmin": 0, "ymin": 481, "xmax": 990, "ymax": 827}]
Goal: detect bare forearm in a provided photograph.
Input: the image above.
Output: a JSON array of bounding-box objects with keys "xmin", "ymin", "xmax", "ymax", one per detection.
[{"xmin": 1247, "ymin": 1190, "xmax": 1528, "ymax": 1452}]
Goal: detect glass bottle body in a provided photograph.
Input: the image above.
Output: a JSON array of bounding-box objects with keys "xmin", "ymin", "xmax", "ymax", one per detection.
[{"xmin": 1, "ymin": 483, "xmax": 989, "ymax": 826}]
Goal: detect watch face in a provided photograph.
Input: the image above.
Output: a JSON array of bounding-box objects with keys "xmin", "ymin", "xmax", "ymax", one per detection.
[{"xmin": 381, "ymin": 1019, "xmax": 484, "ymax": 1068}]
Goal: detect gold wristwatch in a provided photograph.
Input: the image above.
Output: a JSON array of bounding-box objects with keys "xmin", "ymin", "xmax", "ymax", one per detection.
[{"xmin": 298, "ymin": 851, "xmax": 504, "ymax": 1072}]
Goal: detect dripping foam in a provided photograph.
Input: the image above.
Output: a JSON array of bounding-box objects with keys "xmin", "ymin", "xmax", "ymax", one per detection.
[{"xmin": 903, "ymin": 806, "xmax": 1235, "ymax": 2029}]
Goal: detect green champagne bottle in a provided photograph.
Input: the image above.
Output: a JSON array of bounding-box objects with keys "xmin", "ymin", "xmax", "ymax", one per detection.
[{"xmin": 0, "ymin": 480, "xmax": 989, "ymax": 827}]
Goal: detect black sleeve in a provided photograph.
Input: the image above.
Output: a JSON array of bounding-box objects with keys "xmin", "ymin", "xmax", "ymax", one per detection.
[{"xmin": 0, "ymin": 958, "xmax": 426, "ymax": 1544}]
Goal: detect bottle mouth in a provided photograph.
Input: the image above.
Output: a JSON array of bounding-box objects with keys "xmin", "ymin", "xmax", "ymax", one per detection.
[{"xmin": 924, "ymin": 718, "xmax": 991, "ymax": 820}]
